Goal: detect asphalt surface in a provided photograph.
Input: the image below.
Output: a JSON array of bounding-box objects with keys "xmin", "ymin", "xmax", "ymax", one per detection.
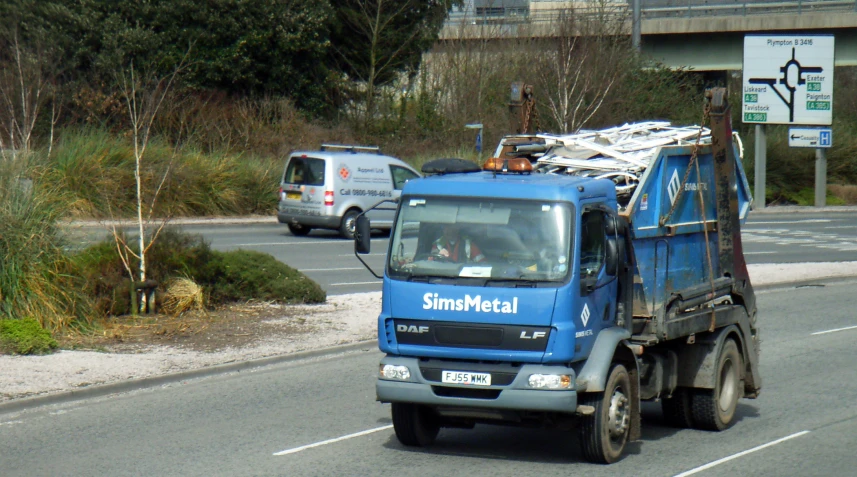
[
  {"xmin": 63, "ymin": 210, "xmax": 857, "ymax": 295},
  {"xmin": 2, "ymin": 280, "xmax": 856, "ymax": 476}
]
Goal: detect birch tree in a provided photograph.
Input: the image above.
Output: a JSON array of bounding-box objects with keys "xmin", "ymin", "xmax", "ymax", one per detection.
[
  {"xmin": 111, "ymin": 58, "xmax": 186, "ymax": 313},
  {"xmin": 530, "ymin": 1, "xmax": 634, "ymax": 133}
]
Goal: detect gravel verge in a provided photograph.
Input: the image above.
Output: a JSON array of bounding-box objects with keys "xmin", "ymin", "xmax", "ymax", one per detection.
[{"xmin": 2, "ymin": 262, "xmax": 856, "ymax": 403}]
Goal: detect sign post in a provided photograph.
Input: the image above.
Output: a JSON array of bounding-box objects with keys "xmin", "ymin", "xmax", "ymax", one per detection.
[{"xmin": 742, "ymin": 34, "xmax": 834, "ymax": 207}]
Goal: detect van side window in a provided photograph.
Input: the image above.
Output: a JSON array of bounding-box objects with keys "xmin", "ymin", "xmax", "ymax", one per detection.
[
  {"xmin": 580, "ymin": 210, "xmax": 606, "ymax": 277},
  {"xmin": 285, "ymin": 158, "xmax": 325, "ymax": 186},
  {"xmin": 391, "ymin": 165, "xmax": 419, "ymax": 190}
]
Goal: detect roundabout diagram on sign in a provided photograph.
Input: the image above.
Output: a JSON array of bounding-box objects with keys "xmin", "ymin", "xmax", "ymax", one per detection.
[{"xmin": 749, "ymin": 47, "xmax": 823, "ymax": 123}]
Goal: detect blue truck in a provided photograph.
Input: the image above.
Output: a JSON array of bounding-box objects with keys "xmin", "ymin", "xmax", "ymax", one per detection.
[{"xmin": 354, "ymin": 88, "xmax": 761, "ymax": 463}]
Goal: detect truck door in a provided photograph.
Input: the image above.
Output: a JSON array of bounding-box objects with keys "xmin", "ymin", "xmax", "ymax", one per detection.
[{"xmin": 577, "ymin": 207, "xmax": 617, "ymax": 350}]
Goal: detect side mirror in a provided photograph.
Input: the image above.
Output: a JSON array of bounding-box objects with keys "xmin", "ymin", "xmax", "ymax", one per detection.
[
  {"xmin": 605, "ymin": 238, "xmax": 619, "ymax": 277},
  {"xmin": 355, "ymin": 215, "xmax": 371, "ymax": 254}
]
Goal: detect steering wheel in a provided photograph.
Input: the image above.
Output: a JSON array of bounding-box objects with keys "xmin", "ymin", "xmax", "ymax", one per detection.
[{"xmin": 428, "ymin": 252, "xmax": 454, "ymax": 263}]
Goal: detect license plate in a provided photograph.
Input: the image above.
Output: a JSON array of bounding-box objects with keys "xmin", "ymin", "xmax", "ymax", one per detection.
[
  {"xmin": 442, "ymin": 371, "xmax": 491, "ymax": 386},
  {"xmin": 286, "ymin": 191, "xmax": 301, "ymax": 200}
]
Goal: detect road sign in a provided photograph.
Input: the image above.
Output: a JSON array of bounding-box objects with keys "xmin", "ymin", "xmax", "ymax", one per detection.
[
  {"xmin": 788, "ymin": 127, "xmax": 832, "ymax": 148},
  {"xmin": 743, "ymin": 35, "xmax": 834, "ymax": 125}
]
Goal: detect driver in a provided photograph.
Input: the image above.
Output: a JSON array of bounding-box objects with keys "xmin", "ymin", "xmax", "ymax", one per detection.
[{"xmin": 429, "ymin": 224, "xmax": 485, "ymax": 263}]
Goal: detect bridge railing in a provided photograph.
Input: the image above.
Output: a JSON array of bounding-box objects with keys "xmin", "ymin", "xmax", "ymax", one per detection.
[{"xmin": 443, "ymin": 0, "xmax": 857, "ymax": 28}]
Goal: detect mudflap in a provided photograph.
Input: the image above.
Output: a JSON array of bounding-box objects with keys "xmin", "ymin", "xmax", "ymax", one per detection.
[{"xmin": 629, "ymin": 365, "xmax": 642, "ymax": 442}]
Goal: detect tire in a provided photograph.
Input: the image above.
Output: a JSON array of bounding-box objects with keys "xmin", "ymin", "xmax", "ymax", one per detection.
[
  {"xmin": 339, "ymin": 209, "xmax": 360, "ymax": 239},
  {"xmin": 691, "ymin": 339, "xmax": 743, "ymax": 431},
  {"xmin": 391, "ymin": 403, "xmax": 440, "ymax": 447},
  {"xmin": 579, "ymin": 364, "xmax": 632, "ymax": 464},
  {"xmin": 661, "ymin": 387, "xmax": 694, "ymax": 428},
  {"xmin": 287, "ymin": 223, "xmax": 312, "ymax": 236}
]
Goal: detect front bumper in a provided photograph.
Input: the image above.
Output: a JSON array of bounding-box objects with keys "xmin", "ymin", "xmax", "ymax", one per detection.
[{"xmin": 376, "ymin": 356, "xmax": 579, "ymax": 414}]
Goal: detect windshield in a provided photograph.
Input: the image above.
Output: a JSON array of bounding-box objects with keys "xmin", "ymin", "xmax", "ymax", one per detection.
[{"xmin": 387, "ymin": 197, "xmax": 573, "ymax": 284}]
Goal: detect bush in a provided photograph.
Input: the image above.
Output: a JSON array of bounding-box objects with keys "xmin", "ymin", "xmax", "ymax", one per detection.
[
  {"xmin": 201, "ymin": 250, "xmax": 326, "ymax": 305},
  {"xmin": 0, "ymin": 318, "xmax": 59, "ymax": 355},
  {"xmin": 73, "ymin": 228, "xmax": 218, "ymax": 316},
  {"xmin": 74, "ymin": 229, "xmax": 326, "ymax": 315}
]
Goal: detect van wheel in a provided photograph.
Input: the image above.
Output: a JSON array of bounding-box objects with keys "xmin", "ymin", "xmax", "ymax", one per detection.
[
  {"xmin": 691, "ymin": 339, "xmax": 743, "ymax": 431},
  {"xmin": 391, "ymin": 403, "xmax": 440, "ymax": 447},
  {"xmin": 578, "ymin": 364, "xmax": 631, "ymax": 464},
  {"xmin": 287, "ymin": 223, "xmax": 312, "ymax": 236},
  {"xmin": 339, "ymin": 210, "xmax": 360, "ymax": 239}
]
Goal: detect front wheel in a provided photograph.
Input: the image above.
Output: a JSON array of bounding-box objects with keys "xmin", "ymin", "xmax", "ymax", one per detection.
[
  {"xmin": 391, "ymin": 403, "xmax": 440, "ymax": 447},
  {"xmin": 578, "ymin": 364, "xmax": 632, "ymax": 464},
  {"xmin": 691, "ymin": 338, "xmax": 743, "ymax": 431}
]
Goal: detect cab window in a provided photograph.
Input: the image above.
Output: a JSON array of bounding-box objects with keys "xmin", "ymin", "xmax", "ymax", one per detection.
[
  {"xmin": 580, "ymin": 210, "xmax": 606, "ymax": 277},
  {"xmin": 285, "ymin": 157, "xmax": 325, "ymax": 186},
  {"xmin": 390, "ymin": 165, "xmax": 419, "ymax": 190}
]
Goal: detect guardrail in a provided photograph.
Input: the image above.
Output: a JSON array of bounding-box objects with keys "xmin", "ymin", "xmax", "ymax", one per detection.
[{"xmin": 443, "ymin": 0, "xmax": 857, "ymax": 27}]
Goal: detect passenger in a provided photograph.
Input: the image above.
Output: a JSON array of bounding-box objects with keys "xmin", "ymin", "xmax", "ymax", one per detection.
[{"xmin": 429, "ymin": 224, "xmax": 485, "ymax": 263}]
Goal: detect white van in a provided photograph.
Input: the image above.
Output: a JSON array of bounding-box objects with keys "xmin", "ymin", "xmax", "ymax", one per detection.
[{"xmin": 277, "ymin": 145, "xmax": 420, "ymax": 238}]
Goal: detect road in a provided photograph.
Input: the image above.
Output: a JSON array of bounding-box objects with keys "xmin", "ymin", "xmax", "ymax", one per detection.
[
  {"xmin": 164, "ymin": 212, "xmax": 857, "ymax": 295},
  {"xmin": 2, "ymin": 280, "xmax": 856, "ymax": 476}
]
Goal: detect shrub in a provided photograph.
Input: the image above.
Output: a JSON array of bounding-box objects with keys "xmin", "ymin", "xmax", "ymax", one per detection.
[
  {"xmin": 73, "ymin": 228, "xmax": 217, "ymax": 316},
  {"xmin": 201, "ymin": 250, "xmax": 326, "ymax": 305},
  {"xmin": 74, "ymin": 230, "xmax": 326, "ymax": 314},
  {"xmin": 0, "ymin": 318, "xmax": 59, "ymax": 355}
]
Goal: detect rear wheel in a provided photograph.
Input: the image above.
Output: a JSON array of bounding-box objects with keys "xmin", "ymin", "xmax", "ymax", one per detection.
[
  {"xmin": 661, "ymin": 387, "xmax": 694, "ymax": 428},
  {"xmin": 287, "ymin": 223, "xmax": 312, "ymax": 236},
  {"xmin": 579, "ymin": 364, "xmax": 632, "ymax": 464},
  {"xmin": 339, "ymin": 209, "xmax": 360, "ymax": 239},
  {"xmin": 391, "ymin": 403, "xmax": 440, "ymax": 447},
  {"xmin": 691, "ymin": 339, "xmax": 743, "ymax": 431}
]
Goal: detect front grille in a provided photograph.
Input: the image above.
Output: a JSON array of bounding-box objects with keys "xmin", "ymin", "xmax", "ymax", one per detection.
[
  {"xmin": 435, "ymin": 325, "xmax": 503, "ymax": 346},
  {"xmin": 394, "ymin": 319, "xmax": 551, "ymax": 352}
]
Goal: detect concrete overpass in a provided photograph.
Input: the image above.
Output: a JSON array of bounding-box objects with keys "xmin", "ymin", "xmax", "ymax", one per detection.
[{"xmin": 440, "ymin": 1, "xmax": 857, "ymax": 70}]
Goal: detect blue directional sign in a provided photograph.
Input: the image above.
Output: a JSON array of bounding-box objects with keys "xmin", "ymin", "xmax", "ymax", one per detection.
[{"xmin": 788, "ymin": 127, "xmax": 832, "ymax": 148}]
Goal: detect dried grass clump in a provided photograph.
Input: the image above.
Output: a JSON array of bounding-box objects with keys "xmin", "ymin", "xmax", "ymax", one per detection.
[
  {"xmin": 829, "ymin": 184, "xmax": 857, "ymax": 205},
  {"xmin": 161, "ymin": 277, "xmax": 205, "ymax": 316}
]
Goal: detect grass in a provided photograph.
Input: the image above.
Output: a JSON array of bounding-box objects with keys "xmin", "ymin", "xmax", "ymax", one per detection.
[
  {"xmin": 0, "ymin": 154, "xmax": 93, "ymax": 331},
  {"xmin": 40, "ymin": 129, "xmax": 280, "ymax": 218}
]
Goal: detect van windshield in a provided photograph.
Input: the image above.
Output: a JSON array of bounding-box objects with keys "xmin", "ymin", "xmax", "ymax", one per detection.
[
  {"xmin": 388, "ymin": 197, "xmax": 573, "ymax": 284},
  {"xmin": 284, "ymin": 157, "xmax": 325, "ymax": 186}
]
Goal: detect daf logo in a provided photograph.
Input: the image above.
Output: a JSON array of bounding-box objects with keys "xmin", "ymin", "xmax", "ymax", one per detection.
[
  {"xmin": 397, "ymin": 325, "xmax": 429, "ymax": 334},
  {"xmin": 520, "ymin": 331, "xmax": 547, "ymax": 340}
]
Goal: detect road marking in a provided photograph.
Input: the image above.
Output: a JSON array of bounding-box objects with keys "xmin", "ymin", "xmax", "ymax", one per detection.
[
  {"xmin": 824, "ymin": 225, "xmax": 857, "ymax": 229},
  {"xmin": 743, "ymin": 251, "xmax": 777, "ymax": 255},
  {"xmin": 300, "ymin": 267, "xmax": 364, "ymax": 272},
  {"xmin": 748, "ymin": 219, "xmax": 832, "ymax": 225},
  {"xmin": 672, "ymin": 430, "xmax": 810, "ymax": 477},
  {"xmin": 337, "ymin": 253, "xmax": 386, "ymax": 257},
  {"xmin": 273, "ymin": 425, "xmax": 393, "ymax": 456},
  {"xmin": 231, "ymin": 241, "xmax": 333, "ymax": 246},
  {"xmin": 811, "ymin": 324, "xmax": 857, "ymax": 336},
  {"xmin": 329, "ymin": 281, "xmax": 382, "ymax": 286}
]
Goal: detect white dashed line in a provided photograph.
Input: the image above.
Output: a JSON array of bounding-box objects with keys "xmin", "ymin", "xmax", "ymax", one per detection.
[
  {"xmin": 811, "ymin": 325, "xmax": 857, "ymax": 336},
  {"xmin": 273, "ymin": 425, "xmax": 393, "ymax": 456},
  {"xmin": 673, "ymin": 431, "xmax": 810, "ymax": 477}
]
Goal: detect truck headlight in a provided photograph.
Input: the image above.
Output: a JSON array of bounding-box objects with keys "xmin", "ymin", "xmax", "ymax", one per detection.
[
  {"xmin": 380, "ymin": 364, "xmax": 411, "ymax": 381},
  {"xmin": 528, "ymin": 374, "xmax": 571, "ymax": 389}
]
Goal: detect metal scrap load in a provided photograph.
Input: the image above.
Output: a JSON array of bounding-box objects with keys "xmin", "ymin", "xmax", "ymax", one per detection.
[{"xmin": 495, "ymin": 122, "xmax": 744, "ymax": 205}]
